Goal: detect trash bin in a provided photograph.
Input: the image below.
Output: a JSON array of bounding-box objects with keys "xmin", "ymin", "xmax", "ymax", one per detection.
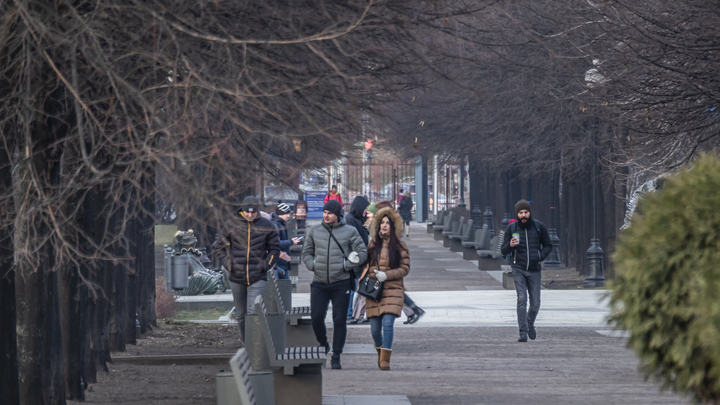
[{"xmin": 170, "ymin": 254, "xmax": 189, "ymax": 290}]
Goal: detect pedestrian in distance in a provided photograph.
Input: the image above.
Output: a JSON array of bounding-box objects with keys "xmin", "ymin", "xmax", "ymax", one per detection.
[
  {"xmin": 324, "ymin": 184, "xmax": 344, "ymax": 208},
  {"xmin": 212, "ymin": 196, "xmax": 280, "ymax": 343},
  {"xmin": 500, "ymin": 199, "xmax": 553, "ymax": 342},
  {"xmin": 362, "ymin": 207, "xmax": 410, "ymax": 370},
  {"xmin": 398, "ymin": 191, "xmax": 413, "ymax": 237},
  {"xmin": 271, "ymin": 203, "xmax": 301, "ymax": 280},
  {"xmin": 344, "ymin": 196, "xmax": 371, "ymax": 322},
  {"xmin": 302, "ymin": 200, "xmax": 367, "ymax": 369}
]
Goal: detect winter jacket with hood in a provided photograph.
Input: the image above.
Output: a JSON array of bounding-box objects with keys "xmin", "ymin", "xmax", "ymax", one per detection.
[
  {"xmin": 345, "ymin": 196, "xmax": 370, "ymax": 246},
  {"xmin": 363, "ymin": 207, "xmax": 409, "ymax": 317},
  {"xmin": 212, "ymin": 213, "xmax": 280, "ymax": 285},
  {"xmin": 500, "ymin": 218, "xmax": 552, "ymax": 272},
  {"xmin": 301, "ymin": 217, "xmax": 367, "ymax": 285},
  {"xmin": 270, "ymin": 213, "xmax": 294, "ymax": 271}
]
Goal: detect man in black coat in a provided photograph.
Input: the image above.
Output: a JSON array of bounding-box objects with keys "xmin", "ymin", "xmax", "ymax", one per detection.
[
  {"xmin": 500, "ymin": 199, "xmax": 553, "ymax": 342},
  {"xmin": 212, "ymin": 196, "xmax": 280, "ymax": 342}
]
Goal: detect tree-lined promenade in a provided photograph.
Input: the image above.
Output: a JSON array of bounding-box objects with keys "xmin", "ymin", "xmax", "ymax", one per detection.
[{"xmin": 1, "ymin": 0, "xmax": 720, "ymax": 404}]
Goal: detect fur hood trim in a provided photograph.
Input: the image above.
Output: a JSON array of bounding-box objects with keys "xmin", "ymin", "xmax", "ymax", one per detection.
[{"xmin": 369, "ymin": 207, "xmax": 404, "ymax": 240}]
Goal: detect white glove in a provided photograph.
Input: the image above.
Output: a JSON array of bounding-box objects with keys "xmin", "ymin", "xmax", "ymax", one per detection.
[
  {"xmin": 374, "ymin": 269, "xmax": 387, "ymax": 282},
  {"xmin": 347, "ymin": 251, "xmax": 360, "ymax": 264}
]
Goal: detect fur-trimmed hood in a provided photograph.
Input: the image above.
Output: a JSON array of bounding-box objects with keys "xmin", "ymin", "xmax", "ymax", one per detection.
[{"xmin": 369, "ymin": 207, "xmax": 404, "ymax": 240}]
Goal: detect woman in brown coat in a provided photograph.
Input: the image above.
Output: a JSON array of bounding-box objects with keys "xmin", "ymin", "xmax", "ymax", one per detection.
[{"xmin": 361, "ymin": 207, "xmax": 409, "ymax": 370}]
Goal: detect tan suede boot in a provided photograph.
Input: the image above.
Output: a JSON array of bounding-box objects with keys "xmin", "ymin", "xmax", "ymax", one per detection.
[
  {"xmin": 379, "ymin": 349, "xmax": 392, "ymax": 370},
  {"xmin": 375, "ymin": 345, "xmax": 382, "ymax": 369}
]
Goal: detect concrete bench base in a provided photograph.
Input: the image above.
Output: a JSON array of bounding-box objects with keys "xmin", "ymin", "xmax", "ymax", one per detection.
[
  {"xmin": 503, "ymin": 272, "xmax": 515, "ymax": 290},
  {"xmin": 433, "ymin": 229, "xmax": 445, "ymax": 241},
  {"xmin": 426, "ymin": 223, "xmax": 434, "ymax": 233},
  {"xmin": 462, "ymin": 247, "xmax": 480, "ymax": 261},
  {"xmin": 442, "ymin": 235, "xmax": 454, "ymax": 248},
  {"xmin": 216, "ymin": 370, "xmax": 275, "ymax": 405},
  {"xmin": 273, "ymin": 364, "xmax": 322, "ymax": 405},
  {"xmin": 477, "ymin": 256, "xmax": 504, "ymax": 271},
  {"xmin": 449, "ymin": 238, "xmax": 464, "ymax": 252}
]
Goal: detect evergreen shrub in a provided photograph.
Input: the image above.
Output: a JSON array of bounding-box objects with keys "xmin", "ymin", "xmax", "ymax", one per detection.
[{"xmin": 610, "ymin": 154, "xmax": 720, "ymax": 403}]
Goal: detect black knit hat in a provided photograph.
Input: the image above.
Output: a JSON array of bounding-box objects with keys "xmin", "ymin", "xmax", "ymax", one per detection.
[
  {"xmin": 240, "ymin": 196, "xmax": 261, "ymax": 213},
  {"xmin": 515, "ymin": 199, "xmax": 532, "ymax": 214},
  {"xmin": 323, "ymin": 200, "xmax": 343, "ymax": 218}
]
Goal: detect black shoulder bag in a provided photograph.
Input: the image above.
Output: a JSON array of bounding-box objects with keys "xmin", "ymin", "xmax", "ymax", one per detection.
[{"xmin": 356, "ymin": 264, "xmax": 384, "ymax": 301}]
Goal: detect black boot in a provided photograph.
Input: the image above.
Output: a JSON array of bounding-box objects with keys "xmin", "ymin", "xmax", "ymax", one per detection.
[
  {"xmin": 407, "ymin": 305, "xmax": 425, "ymax": 325},
  {"xmin": 331, "ymin": 355, "xmax": 342, "ymax": 370}
]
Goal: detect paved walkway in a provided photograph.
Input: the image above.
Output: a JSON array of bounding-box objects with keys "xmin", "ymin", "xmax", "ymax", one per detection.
[{"xmin": 308, "ymin": 221, "xmax": 688, "ymax": 405}]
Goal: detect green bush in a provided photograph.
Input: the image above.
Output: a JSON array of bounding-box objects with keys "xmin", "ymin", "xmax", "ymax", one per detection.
[{"xmin": 610, "ymin": 154, "xmax": 720, "ymax": 404}]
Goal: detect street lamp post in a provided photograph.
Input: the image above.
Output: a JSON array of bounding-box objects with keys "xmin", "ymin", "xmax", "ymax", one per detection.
[
  {"xmin": 585, "ymin": 127, "xmax": 605, "ymax": 287},
  {"xmin": 545, "ymin": 166, "xmax": 561, "ymax": 267},
  {"xmin": 483, "ymin": 166, "xmax": 494, "ymax": 237}
]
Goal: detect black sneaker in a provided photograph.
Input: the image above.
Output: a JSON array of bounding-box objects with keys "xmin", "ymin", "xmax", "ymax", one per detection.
[
  {"xmin": 321, "ymin": 342, "xmax": 330, "ymax": 355},
  {"xmin": 518, "ymin": 334, "xmax": 528, "ymax": 343},
  {"xmin": 528, "ymin": 326, "xmax": 537, "ymax": 340},
  {"xmin": 331, "ymin": 356, "xmax": 342, "ymax": 370}
]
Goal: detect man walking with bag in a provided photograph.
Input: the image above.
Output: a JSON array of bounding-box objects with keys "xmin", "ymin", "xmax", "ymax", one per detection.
[
  {"xmin": 302, "ymin": 200, "xmax": 367, "ymax": 369},
  {"xmin": 501, "ymin": 199, "xmax": 552, "ymax": 342}
]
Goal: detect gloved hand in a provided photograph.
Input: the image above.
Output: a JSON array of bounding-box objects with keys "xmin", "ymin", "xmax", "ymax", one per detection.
[
  {"xmin": 347, "ymin": 251, "xmax": 360, "ymax": 264},
  {"xmin": 373, "ymin": 269, "xmax": 387, "ymax": 282}
]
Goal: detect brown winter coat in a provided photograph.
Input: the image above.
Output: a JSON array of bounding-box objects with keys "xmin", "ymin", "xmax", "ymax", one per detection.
[{"xmin": 363, "ymin": 208, "xmax": 409, "ymax": 318}]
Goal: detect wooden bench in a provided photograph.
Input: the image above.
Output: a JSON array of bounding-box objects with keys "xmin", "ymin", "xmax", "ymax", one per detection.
[
  {"xmin": 433, "ymin": 212, "xmax": 454, "ymax": 240},
  {"xmin": 449, "ymin": 219, "xmax": 474, "ymax": 252},
  {"xmin": 462, "ymin": 225, "xmax": 490, "ymax": 260},
  {"xmin": 254, "ymin": 295, "xmax": 326, "ymax": 375},
  {"xmin": 477, "ymin": 230, "xmax": 506, "ymax": 270},
  {"xmin": 442, "ymin": 216, "xmax": 464, "ymax": 247}
]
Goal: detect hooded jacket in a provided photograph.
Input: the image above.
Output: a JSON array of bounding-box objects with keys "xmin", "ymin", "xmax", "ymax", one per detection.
[
  {"xmin": 345, "ymin": 196, "xmax": 370, "ymax": 246},
  {"xmin": 212, "ymin": 213, "xmax": 280, "ymax": 285},
  {"xmin": 270, "ymin": 213, "xmax": 294, "ymax": 271},
  {"xmin": 363, "ymin": 207, "xmax": 409, "ymax": 317},
  {"xmin": 500, "ymin": 218, "xmax": 552, "ymax": 272},
  {"xmin": 301, "ymin": 217, "xmax": 367, "ymax": 285}
]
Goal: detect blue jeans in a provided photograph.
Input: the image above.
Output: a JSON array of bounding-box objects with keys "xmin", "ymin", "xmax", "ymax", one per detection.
[
  {"xmin": 369, "ymin": 313, "xmax": 397, "ymax": 350},
  {"xmin": 512, "ymin": 268, "xmax": 541, "ymax": 336}
]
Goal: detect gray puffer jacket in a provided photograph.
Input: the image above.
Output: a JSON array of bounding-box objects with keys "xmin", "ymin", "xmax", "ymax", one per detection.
[{"xmin": 301, "ymin": 218, "xmax": 368, "ymax": 285}]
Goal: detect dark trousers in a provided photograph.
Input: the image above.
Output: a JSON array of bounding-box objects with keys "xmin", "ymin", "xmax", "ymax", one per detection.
[
  {"xmin": 513, "ymin": 268, "xmax": 541, "ymax": 336},
  {"xmin": 310, "ymin": 280, "xmax": 352, "ymax": 357}
]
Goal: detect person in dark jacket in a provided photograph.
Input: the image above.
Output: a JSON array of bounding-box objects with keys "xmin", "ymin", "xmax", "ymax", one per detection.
[
  {"xmin": 398, "ymin": 191, "xmax": 413, "ymax": 237},
  {"xmin": 500, "ymin": 199, "xmax": 553, "ymax": 342},
  {"xmin": 271, "ymin": 203, "xmax": 300, "ymax": 280},
  {"xmin": 302, "ymin": 200, "xmax": 367, "ymax": 369},
  {"xmin": 344, "ymin": 196, "xmax": 370, "ymax": 321},
  {"xmin": 212, "ymin": 196, "xmax": 280, "ymax": 343}
]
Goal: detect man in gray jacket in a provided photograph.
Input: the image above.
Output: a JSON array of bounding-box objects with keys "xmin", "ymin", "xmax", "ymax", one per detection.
[{"xmin": 302, "ymin": 200, "xmax": 367, "ymax": 369}]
